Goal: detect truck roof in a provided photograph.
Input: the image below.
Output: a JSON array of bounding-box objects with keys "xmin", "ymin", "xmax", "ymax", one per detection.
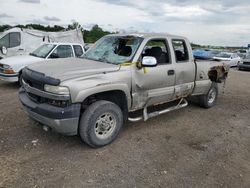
[
  {"xmin": 44, "ymin": 42, "xmax": 83, "ymax": 46},
  {"xmin": 107, "ymin": 32, "xmax": 188, "ymax": 40}
]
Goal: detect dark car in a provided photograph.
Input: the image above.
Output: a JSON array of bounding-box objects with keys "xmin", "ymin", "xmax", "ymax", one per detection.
[{"xmin": 238, "ymin": 53, "xmax": 250, "ymax": 71}]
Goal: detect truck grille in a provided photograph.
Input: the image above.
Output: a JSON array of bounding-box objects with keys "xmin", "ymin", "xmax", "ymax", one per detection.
[
  {"xmin": 22, "ymin": 67, "xmax": 60, "ymax": 91},
  {"xmin": 27, "ymin": 92, "xmax": 42, "ymax": 103}
]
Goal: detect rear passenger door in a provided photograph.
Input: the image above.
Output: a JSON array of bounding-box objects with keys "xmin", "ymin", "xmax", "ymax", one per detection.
[
  {"xmin": 133, "ymin": 38, "xmax": 176, "ymax": 107},
  {"xmin": 171, "ymin": 39, "xmax": 196, "ymax": 98}
]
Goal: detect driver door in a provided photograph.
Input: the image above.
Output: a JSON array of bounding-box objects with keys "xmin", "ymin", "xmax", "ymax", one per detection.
[{"xmin": 132, "ymin": 38, "xmax": 176, "ymax": 108}]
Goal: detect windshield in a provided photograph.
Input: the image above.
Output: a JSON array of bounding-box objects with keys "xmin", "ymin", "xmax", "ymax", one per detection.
[
  {"xmin": 30, "ymin": 44, "xmax": 56, "ymax": 58},
  {"xmin": 216, "ymin": 53, "xmax": 231, "ymax": 58},
  {"xmin": 82, "ymin": 36, "xmax": 143, "ymax": 64}
]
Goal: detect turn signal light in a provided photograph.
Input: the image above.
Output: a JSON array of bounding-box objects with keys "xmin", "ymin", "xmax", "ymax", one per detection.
[{"xmin": 3, "ymin": 69, "xmax": 15, "ymax": 74}]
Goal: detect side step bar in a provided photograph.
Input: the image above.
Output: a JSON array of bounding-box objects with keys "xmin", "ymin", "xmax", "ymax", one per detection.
[{"xmin": 128, "ymin": 98, "xmax": 188, "ymax": 122}]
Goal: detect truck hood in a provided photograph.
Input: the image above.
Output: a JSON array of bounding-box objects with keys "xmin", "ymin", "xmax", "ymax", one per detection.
[
  {"xmin": 28, "ymin": 58, "xmax": 120, "ymax": 82},
  {"xmin": 0, "ymin": 55, "xmax": 44, "ymax": 71}
]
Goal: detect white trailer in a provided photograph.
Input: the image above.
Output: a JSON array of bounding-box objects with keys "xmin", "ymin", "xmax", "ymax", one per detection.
[{"xmin": 0, "ymin": 27, "xmax": 84, "ymax": 59}]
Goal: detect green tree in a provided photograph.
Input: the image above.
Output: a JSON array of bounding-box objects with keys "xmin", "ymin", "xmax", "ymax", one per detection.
[{"xmin": 83, "ymin": 25, "xmax": 111, "ymax": 43}]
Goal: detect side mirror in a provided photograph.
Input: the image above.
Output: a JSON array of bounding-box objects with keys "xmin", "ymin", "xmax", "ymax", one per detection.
[
  {"xmin": 142, "ymin": 56, "xmax": 157, "ymax": 67},
  {"xmin": 1, "ymin": 46, "xmax": 7, "ymax": 55}
]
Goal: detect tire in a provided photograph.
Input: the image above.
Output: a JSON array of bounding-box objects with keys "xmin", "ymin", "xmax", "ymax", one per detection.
[
  {"xmin": 79, "ymin": 100, "xmax": 123, "ymax": 148},
  {"xmin": 199, "ymin": 82, "xmax": 218, "ymax": 108}
]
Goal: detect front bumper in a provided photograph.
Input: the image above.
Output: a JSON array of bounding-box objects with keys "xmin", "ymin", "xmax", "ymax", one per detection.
[
  {"xmin": 238, "ymin": 64, "xmax": 250, "ymax": 70},
  {"xmin": 0, "ymin": 73, "xmax": 19, "ymax": 82},
  {"xmin": 19, "ymin": 88, "xmax": 81, "ymax": 135}
]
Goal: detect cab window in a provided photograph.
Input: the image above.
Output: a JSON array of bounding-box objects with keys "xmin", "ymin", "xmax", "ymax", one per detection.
[
  {"xmin": 141, "ymin": 39, "xmax": 171, "ymax": 64},
  {"xmin": 50, "ymin": 45, "xmax": 73, "ymax": 58},
  {"xmin": 172, "ymin": 39, "xmax": 189, "ymax": 62},
  {"xmin": 0, "ymin": 32, "xmax": 21, "ymax": 48},
  {"xmin": 73, "ymin": 45, "xmax": 84, "ymax": 57}
]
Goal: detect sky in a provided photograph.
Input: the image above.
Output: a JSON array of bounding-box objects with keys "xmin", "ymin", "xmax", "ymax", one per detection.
[{"xmin": 0, "ymin": 0, "xmax": 250, "ymax": 46}]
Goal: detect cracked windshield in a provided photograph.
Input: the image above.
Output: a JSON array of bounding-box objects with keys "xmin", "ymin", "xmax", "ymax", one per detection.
[{"xmin": 83, "ymin": 36, "xmax": 143, "ymax": 64}]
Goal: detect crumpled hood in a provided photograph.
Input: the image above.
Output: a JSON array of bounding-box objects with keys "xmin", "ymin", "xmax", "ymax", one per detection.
[
  {"xmin": 0, "ymin": 55, "xmax": 44, "ymax": 71},
  {"xmin": 28, "ymin": 58, "xmax": 120, "ymax": 81}
]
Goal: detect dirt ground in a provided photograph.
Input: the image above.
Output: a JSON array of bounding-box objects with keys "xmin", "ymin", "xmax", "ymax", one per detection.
[{"xmin": 0, "ymin": 69, "xmax": 250, "ymax": 188}]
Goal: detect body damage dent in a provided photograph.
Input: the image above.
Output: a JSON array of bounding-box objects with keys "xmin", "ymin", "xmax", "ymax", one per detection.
[{"xmin": 208, "ymin": 65, "xmax": 229, "ymax": 83}]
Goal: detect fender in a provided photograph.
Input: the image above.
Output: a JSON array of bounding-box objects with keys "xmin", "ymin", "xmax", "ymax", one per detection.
[{"xmin": 73, "ymin": 83, "xmax": 132, "ymax": 109}]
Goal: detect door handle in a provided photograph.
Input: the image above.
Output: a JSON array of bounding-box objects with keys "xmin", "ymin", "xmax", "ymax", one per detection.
[{"xmin": 168, "ymin": 70, "xmax": 175, "ymax": 76}]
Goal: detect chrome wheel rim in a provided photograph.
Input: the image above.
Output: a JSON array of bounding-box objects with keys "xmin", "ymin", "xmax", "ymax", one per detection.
[
  {"xmin": 208, "ymin": 88, "xmax": 216, "ymax": 104},
  {"xmin": 94, "ymin": 113, "xmax": 116, "ymax": 140}
]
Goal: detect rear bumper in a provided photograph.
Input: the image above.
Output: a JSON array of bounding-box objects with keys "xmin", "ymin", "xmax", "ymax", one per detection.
[
  {"xmin": 19, "ymin": 88, "xmax": 81, "ymax": 135},
  {"xmin": 0, "ymin": 73, "xmax": 19, "ymax": 82},
  {"xmin": 238, "ymin": 64, "xmax": 250, "ymax": 70}
]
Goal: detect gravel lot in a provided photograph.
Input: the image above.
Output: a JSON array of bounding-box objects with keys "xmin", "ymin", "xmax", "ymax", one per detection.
[{"xmin": 0, "ymin": 69, "xmax": 250, "ymax": 188}]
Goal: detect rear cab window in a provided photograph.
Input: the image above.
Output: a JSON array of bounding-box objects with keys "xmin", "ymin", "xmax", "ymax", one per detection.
[
  {"xmin": 73, "ymin": 45, "xmax": 84, "ymax": 57},
  {"xmin": 172, "ymin": 39, "xmax": 189, "ymax": 63}
]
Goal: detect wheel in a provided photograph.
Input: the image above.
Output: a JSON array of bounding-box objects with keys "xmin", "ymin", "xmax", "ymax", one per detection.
[
  {"xmin": 79, "ymin": 100, "xmax": 123, "ymax": 148},
  {"xmin": 199, "ymin": 82, "xmax": 218, "ymax": 108}
]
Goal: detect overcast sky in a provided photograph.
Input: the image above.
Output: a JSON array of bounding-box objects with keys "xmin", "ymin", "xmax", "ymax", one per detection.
[{"xmin": 0, "ymin": 0, "xmax": 250, "ymax": 46}]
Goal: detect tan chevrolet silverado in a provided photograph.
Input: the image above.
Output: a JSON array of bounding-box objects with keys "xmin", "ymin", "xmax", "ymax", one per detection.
[{"xmin": 19, "ymin": 33, "xmax": 229, "ymax": 148}]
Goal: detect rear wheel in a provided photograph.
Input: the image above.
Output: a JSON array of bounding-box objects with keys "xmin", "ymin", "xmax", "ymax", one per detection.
[
  {"xmin": 79, "ymin": 100, "xmax": 123, "ymax": 148},
  {"xmin": 199, "ymin": 82, "xmax": 218, "ymax": 108}
]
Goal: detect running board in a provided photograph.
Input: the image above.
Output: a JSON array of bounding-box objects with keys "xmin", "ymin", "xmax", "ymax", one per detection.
[{"xmin": 128, "ymin": 98, "xmax": 188, "ymax": 122}]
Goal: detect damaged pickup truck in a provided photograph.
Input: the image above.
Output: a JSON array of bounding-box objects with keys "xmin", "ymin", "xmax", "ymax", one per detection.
[{"xmin": 19, "ymin": 33, "xmax": 229, "ymax": 148}]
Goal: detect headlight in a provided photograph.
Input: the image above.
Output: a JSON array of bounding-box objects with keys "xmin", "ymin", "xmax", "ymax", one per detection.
[
  {"xmin": 44, "ymin": 84, "xmax": 70, "ymax": 95},
  {"xmin": 2, "ymin": 64, "xmax": 15, "ymax": 74},
  {"xmin": 3, "ymin": 64, "xmax": 10, "ymax": 69}
]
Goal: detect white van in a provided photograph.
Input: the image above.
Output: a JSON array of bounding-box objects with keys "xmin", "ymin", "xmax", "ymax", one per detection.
[{"xmin": 0, "ymin": 27, "xmax": 84, "ymax": 59}]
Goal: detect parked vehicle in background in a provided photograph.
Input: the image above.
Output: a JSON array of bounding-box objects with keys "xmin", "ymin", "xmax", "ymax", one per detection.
[
  {"xmin": 213, "ymin": 52, "xmax": 241, "ymax": 67},
  {"xmin": 238, "ymin": 53, "xmax": 250, "ymax": 71},
  {"xmin": 237, "ymin": 53, "xmax": 246, "ymax": 59},
  {"xmin": 19, "ymin": 33, "xmax": 229, "ymax": 148},
  {"xmin": 0, "ymin": 43, "xmax": 84, "ymax": 85},
  {"xmin": 0, "ymin": 27, "xmax": 84, "ymax": 59},
  {"xmin": 193, "ymin": 49, "xmax": 219, "ymax": 60}
]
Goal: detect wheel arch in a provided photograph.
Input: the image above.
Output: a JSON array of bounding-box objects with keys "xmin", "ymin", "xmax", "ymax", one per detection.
[{"xmin": 77, "ymin": 88, "xmax": 131, "ymax": 122}]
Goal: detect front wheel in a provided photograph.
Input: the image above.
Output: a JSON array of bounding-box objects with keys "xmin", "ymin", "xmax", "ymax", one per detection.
[
  {"xmin": 79, "ymin": 100, "xmax": 123, "ymax": 148},
  {"xmin": 199, "ymin": 82, "xmax": 218, "ymax": 108}
]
